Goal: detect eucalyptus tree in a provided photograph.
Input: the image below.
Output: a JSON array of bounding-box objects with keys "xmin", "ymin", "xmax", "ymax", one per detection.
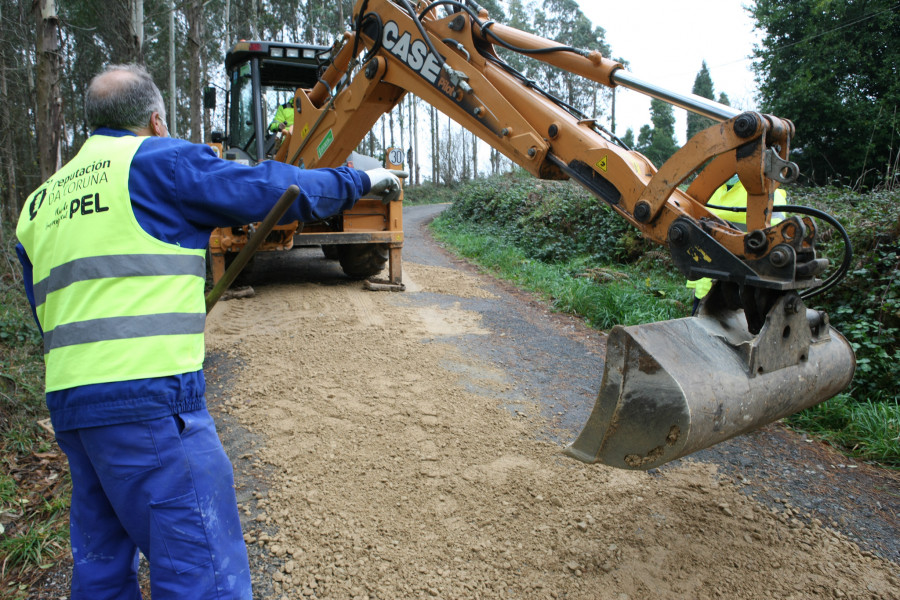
[
  {"xmin": 34, "ymin": 0, "xmax": 62, "ymax": 181},
  {"xmin": 532, "ymin": 0, "xmax": 610, "ymax": 118},
  {"xmin": 0, "ymin": 0, "xmax": 37, "ymax": 225}
]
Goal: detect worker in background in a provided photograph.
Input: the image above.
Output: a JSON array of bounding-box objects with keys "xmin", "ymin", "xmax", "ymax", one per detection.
[
  {"xmin": 687, "ymin": 176, "xmax": 787, "ymax": 314},
  {"xmin": 269, "ymin": 96, "xmax": 295, "ymax": 133},
  {"xmin": 15, "ymin": 64, "xmax": 404, "ymax": 600}
]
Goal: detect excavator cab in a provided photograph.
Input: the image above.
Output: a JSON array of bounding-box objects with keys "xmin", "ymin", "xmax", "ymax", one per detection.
[{"xmin": 221, "ymin": 41, "xmax": 328, "ymax": 164}]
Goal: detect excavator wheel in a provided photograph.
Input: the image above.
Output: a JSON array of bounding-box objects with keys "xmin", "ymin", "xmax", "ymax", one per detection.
[
  {"xmin": 321, "ymin": 244, "xmax": 340, "ymax": 260},
  {"xmin": 337, "ymin": 243, "xmax": 388, "ymax": 279},
  {"xmin": 224, "ymin": 251, "xmax": 256, "ymax": 286}
]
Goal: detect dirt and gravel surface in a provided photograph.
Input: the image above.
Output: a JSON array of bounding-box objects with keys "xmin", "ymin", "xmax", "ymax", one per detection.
[
  {"xmin": 199, "ymin": 204, "xmax": 899, "ymax": 600},
  {"xmin": 27, "ymin": 204, "xmax": 899, "ymax": 600}
]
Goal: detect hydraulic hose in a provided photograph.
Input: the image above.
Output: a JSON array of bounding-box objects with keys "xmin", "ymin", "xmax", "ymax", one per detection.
[{"xmin": 706, "ymin": 203, "xmax": 853, "ymax": 299}]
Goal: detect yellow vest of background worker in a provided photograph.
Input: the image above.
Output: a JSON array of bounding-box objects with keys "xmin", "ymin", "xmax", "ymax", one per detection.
[
  {"xmin": 16, "ymin": 134, "xmax": 207, "ymax": 392},
  {"xmin": 686, "ymin": 180, "xmax": 787, "ymax": 302},
  {"xmin": 269, "ymin": 98, "xmax": 295, "ymax": 132}
]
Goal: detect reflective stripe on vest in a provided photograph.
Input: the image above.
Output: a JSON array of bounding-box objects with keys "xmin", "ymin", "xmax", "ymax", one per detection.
[
  {"xmin": 16, "ymin": 134, "xmax": 207, "ymax": 392},
  {"xmin": 44, "ymin": 312, "xmax": 206, "ymax": 353},
  {"xmin": 32, "ymin": 253, "xmax": 205, "ymax": 307}
]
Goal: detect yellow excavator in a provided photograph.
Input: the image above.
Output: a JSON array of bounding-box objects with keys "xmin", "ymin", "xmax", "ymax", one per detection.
[{"xmin": 208, "ymin": 0, "xmax": 856, "ymax": 470}]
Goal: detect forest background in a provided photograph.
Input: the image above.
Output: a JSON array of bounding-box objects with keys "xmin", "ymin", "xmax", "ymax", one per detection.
[{"xmin": 2, "ymin": 0, "xmax": 898, "ymax": 227}]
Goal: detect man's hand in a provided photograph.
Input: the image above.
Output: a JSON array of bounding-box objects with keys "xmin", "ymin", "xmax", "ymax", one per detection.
[{"xmin": 365, "ymin": 168, "xmax": 409, "ymax": 204}]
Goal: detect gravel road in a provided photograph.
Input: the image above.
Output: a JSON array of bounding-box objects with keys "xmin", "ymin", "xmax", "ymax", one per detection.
[
  {"xmin": 202, "ymin": 203, "xmax": 899, "ymax": 600},
  {"xmin": 398, "ymin": 203, "xmax": 900, "ymax": 565}
]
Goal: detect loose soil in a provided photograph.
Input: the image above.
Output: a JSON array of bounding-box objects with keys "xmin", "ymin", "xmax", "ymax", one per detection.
[
  {"xmin": 199, "ymin": 207, "xmax": 898, "ymax": 600},
  {"xmin": 24, "ymin": 205, "xmax": 899, "ymax": 599}
]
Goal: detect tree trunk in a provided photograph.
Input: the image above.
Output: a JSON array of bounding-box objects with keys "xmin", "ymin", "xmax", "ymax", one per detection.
[
  {"xmin": 398, "ymin": 101, "xmax": 405, "ymax": 168},
  {"xmin": 187, "ymin": 0, "xmax": 203, "ymax": 143},
  {"xmin": 168, "ymin": 0, "xmax": 176, "ymax": 137},
  {"xmin": 430, "ymin": 105, "xmax": 437, "ymax": 183},
  {"xmin": 388, "ymin": 111, "xmax": 395, "ymax": 148},
  {"xmin": 443, "ymin": 115, "xmax": 452, "ymax": 184},
  {"xmin": 252, "ymin": 0, "xmax": 259, "ymax": 39},
  {"xmin": 33, "ymin": 0, "xmax": 62, "ymax": 182},
  {"xmin": 411, "ymin": 96, "xmax": 420, "ymax": 185},
  {"xmin": 471, "ymin": 132, "xmax": 477, "ymax": 180},
  {"xmin": 610, "ymin": 87, "xmax": 616, "ymax": 135},
  {"xmin": 0, "ymin": 46, "xmax": 16, "ymax": 234},
  {"xmin": 202, "ymin": 24, "xmax": 211, "ymax": 142},
  {"xmin": 224, "ymin": 0, "xmax": 231, "ymax": 45},
  {"xmin": 130, "ymin": 0, "xmax": 144, "ymax": 62},
  {"xmin": 304, "ymin": 0, "xmax": 313, "ymax": 46}
]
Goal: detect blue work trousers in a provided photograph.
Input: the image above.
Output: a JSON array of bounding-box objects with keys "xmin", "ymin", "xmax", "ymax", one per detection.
[{"xmin": 55, "ymin": 408, "xmax": 251, "ymax": 599}]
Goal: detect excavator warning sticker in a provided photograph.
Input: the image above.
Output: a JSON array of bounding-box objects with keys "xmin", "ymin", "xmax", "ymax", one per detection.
[
  {"xmin": 688, "ymin": 246, "xmax": 713, "ymax": 264},
  {"xmin": 596, "ymin": 156, "xmax": 608, "ymax": 172},
  {"xmin": 317, "ymin": 129, "xmax": 334, "ymax": 158},
  {"xmin": 300, "ymin": 123, "xmax": 310, "ymax": 140}
]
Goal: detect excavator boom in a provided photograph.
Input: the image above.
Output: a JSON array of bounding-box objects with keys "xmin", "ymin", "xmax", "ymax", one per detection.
[{"xmin": 272, "ymin": 0, "xmax": 856, "ymax": 469}]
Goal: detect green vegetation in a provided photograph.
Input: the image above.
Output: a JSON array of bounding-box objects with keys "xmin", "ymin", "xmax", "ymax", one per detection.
[
  {"xmin": 0, "ymin": 226, "xmax": 71, "ymax": 591},
  {"xmin": 426, "ymin": 173, "xmax": 900, "ymax": 468},
  {"xmin": 430, "ymin": 220, "xmax": 687, "ymax": 329},
  {"xmin": 402, "ymin": 181, "xmax": 462, "ymax": 206},
  {"xmin": 786, "ymin": 187, "xmax": 899, "ymax": 405},
  {"xmin": 687, "ymin": 61, "xmax": 730, "ymax": 141},
  {"xmin": 429, "ymin": 175, "xmax": 688, "ymax": 328},
  {"xmin": 787, "ymin": 396, "xmax": 899, "ymax": 467},
  {"xmin": 431, "ymin": 172, "xmax": 691, "ymax": 329},
  {"xmin": 636, "ymin": 98, "xmax": 680, "ymax": 167},
  {"xmin": 780, "ymin": 186, "xmax": 900, "ymax": 466},
  {"xmin": 752, "ymin": 0, "xmax": 900, "ymax": 188}
]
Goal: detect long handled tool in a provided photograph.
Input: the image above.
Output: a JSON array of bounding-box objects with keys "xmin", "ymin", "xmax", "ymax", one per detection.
[{"xmin": 205, "ymin": 185, "xmax": 300, "ymax": 313}]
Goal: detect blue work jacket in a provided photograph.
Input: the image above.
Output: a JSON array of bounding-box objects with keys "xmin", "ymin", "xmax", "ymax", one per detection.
[{"xmin": 17, "ymin": 128, "xmax": 371, "ymax": 431}]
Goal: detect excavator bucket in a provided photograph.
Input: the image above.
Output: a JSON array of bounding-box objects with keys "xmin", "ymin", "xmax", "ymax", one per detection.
[{"xmin": 565, "ymin": 294, "xmax": 856, "ymax": 470}]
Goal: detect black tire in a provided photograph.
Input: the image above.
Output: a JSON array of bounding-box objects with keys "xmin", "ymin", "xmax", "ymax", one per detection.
[
  {"xmin": 321, "ymin": 245, "xmax": 340, "ymax": 260},
  {"xmin": 337, "ymin": 244, "xmax": 388, "ymax": 279},
  {"xmin": 224, "ymin": 251, "xmax": 256, "ymax": 286}
]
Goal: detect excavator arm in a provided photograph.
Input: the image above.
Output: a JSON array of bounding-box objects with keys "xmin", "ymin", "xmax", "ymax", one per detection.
[{"xmin": 275, "ymin": 0, "xmax": 856, "ymax": 469}]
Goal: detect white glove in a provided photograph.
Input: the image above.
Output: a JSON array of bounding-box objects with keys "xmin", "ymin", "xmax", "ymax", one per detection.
[{"xmin": 366, "ymin": 168, "xmax": 409, "ymax": 204}]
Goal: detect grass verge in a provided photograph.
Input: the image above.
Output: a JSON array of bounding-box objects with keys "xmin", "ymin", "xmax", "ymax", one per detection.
[
  {"xmin": 430, "ymin": 218, "xmax": 689, "ymax": 331},
  {"xmin": 786, "ymin": 396, "xmax": 900, "ymax": 468}
]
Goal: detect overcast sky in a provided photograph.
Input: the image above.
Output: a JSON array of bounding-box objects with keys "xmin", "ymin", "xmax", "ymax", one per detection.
[{"xmin": 573, "ymin": 0, "xmax": 762, "ymax": 143}]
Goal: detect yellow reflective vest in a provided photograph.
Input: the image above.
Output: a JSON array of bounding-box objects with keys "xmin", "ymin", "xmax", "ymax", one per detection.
[
  {"xmin": 16, "ymin": 135, "xmax": 207, "ymax": 392},
  {"xmin": 269, "ymin": 99, "xmax": 295, "ymax": 132}
]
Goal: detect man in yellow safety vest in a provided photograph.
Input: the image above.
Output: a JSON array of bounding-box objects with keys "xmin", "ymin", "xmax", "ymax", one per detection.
[{"xmin": 16, "ymin": 64, "xmax": 403, "ymax": 600}]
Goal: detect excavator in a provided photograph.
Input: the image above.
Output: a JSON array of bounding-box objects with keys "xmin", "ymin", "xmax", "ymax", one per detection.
[{"xmin": 208, "ymin": 0, "xmax": 856, "ymax": 470}]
